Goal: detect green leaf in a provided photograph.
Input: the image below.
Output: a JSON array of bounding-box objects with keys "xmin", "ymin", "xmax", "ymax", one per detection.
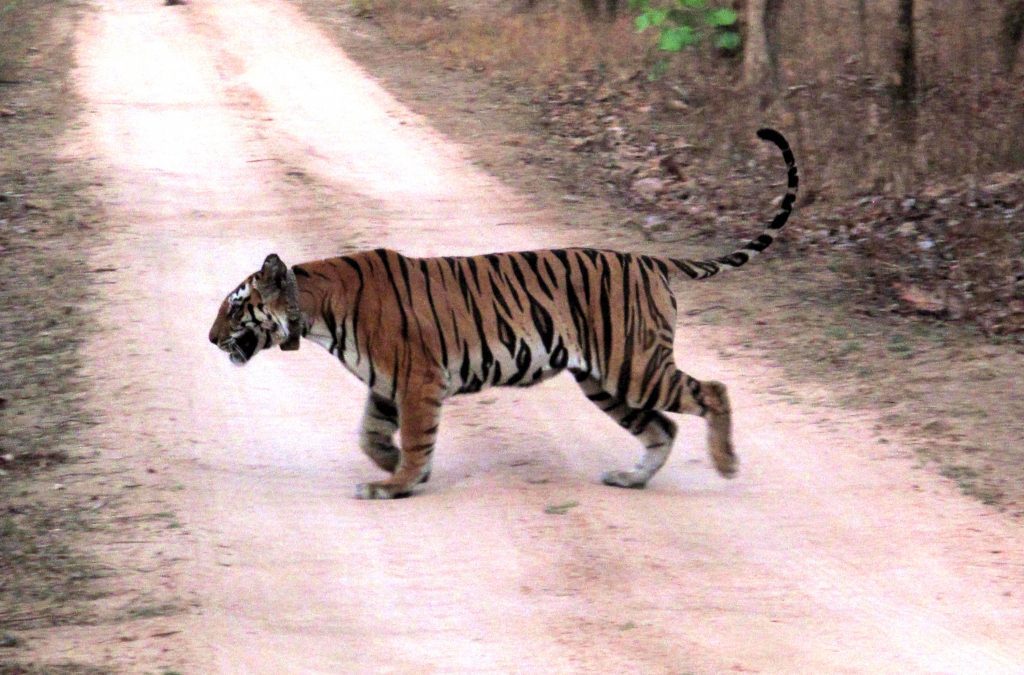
[
  {"xmin": 635, "ymin": 13, "xmax": 652, "ymax": 31},
  {"xmin": 707, "ymin": 7, "xmax": 737, "ymax": 26},
  {"xmin": 649, "ymin": 8, "xmax": 669, "ymax": 26},
  {"xmin": 658, "ymin": 25, "xmax": 697, "ymax": 51},
  {"xmin": 714, "ymin": 31, "xmax": 741, "ymax": 50},
  {"xmin": 680, "ymin": 0, "xmax": 707, "ymax": 9}
]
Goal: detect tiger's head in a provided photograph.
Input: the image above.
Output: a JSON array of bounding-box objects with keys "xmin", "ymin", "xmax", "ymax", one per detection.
[{"xmin": 208, "ymin": 253, "xmax": 303, "ymax": 366}]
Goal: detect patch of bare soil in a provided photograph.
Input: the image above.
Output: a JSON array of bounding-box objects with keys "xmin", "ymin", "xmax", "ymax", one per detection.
[
  {"xmin": 296, "ymin": 1, "xmax": 1024, "ymax": 519},
  {"xmin": 1, "ymin": 3, "xmax": 189, "ymax": 673},
  {"xmin": 0, "ymin": 1, "xmax": 106, "ymax": 669}
]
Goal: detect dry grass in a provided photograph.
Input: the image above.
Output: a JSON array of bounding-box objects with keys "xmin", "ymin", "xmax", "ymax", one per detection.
[
  {"xmin": 766, "ymin": 0, "xmax": 1024, "ymax": 192},
  {"xmin": 0, "ymin": 0, "xmax": 54, "ymax": 79},
  {"xmin": 0, "ymin": 0, "xmax": 112, "ymax": 668},
  {"xmin": 368, "ymin": 1, "xmax": 647, "ymax": 82}
]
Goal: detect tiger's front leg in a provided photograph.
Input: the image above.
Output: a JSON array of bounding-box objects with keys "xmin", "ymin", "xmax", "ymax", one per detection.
[{"xmin": 355, "ymin": 376, "xmax": 443, "ymax": 500}]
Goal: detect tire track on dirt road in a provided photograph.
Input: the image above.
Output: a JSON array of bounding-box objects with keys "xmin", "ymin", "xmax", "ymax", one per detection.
[{"xmin": 62, "ymin": 0, "xmax": 1024, "ymax": 671}]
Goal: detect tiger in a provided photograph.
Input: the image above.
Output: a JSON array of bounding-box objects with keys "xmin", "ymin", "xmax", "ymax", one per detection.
[{"xmin": 208, "ymin": 128, "xmax": 797, "ymax": 499}]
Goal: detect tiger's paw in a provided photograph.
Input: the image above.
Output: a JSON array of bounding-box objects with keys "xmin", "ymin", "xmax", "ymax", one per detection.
[
  {"xmin": 712, "ymin": 452, "xmax": 738, "ymax": 479},
  {"xmin": 355, "ymin": 482, "xmax": 412, "ymax": 500},
  {"xmin": 600, "ymin": 470, "xmax": 649, "ymax": 489}
]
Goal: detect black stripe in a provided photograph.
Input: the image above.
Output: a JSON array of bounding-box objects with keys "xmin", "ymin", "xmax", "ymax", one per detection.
[
  {"xmin": 341, "ymin": 256, "xmax": 365, "ymax": 363},
  {"xmin": 596, "ymin": 254, "xmax": 614, "ymax": 376},
  {"xmin": 671, "ymin": 259, "xmax": 699, "ymax": 279},
  {"xmin": 562, "ymin": 257, "xmax": 591, "ymax": 371},
  {"xmin": 323, "ymin": 302, "xmax": 338, "ymax": 355},
  {"xmin": 549, "ymin": 338, "xmax": 568, "ymax": 369},
  {"xmin": 465, "ymin": 256, "xmax": 483, "ymax": 292},
  {"xmin": 372, "ymin": 396, "xmax": 398, "ymax": 421},
  {"xmin": 389, "ymin": 350, "xmax": 401, "ymax": 401},
  {"xmin": 519, "ymin": 251, "xmax": 554, "ymax": 300},
  {"xmin": 376, "ymin": 249, "xmax": 409, "ymax": 341},
  {"xmin": 420, "ymin": 259, "xmax": 450, "ymax": 370},
  {"xmin": 507, "ymin": 340, "xmax": 532, "ymax": 385},
  {"xmin": 506, "ymin": 255, "xmax": 533, "ymax": 301},
  {"xmin": 459, "ymin": 345, "xmax": 472, "ymax": 385},
  {"xmin": 528, "ymin": 295, "xmax": 555, "ymax": 353},
  {"xmin": 495, "ymin": 312, "xmax": 517, "ymax": 356}
]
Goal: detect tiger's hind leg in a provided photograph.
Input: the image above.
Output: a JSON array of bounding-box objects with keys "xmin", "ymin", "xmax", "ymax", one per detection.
[
  {"xmin": 573, "ymin": 372, "xmax": 678, "ymax": 488},
  {"xmin": 658, "ymin": 371, "xmax": 736, "ymax": 479},
  {"xmin": 697, "ymin": 380, "xmax": 735, "ymax": 478},
  {"xmin": 358, "ymin": 393, "xmax": 400, "ymax": 474}
]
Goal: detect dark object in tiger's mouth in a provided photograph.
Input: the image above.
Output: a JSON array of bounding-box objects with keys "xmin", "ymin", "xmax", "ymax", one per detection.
[{"xmin": 227, "ymin": 331, "xmax": 258, "ymax": 366}]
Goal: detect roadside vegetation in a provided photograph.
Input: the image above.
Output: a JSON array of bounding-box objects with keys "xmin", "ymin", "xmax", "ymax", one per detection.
[
  {"xmin": 301, "ymin": 0, "xmax": 1024, "ymax": 516},
  {"xmin": 0, "ymin": 0, "xmax": 108, "ymax": 671}
]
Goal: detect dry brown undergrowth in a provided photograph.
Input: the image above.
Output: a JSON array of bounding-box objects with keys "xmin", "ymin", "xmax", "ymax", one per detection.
[{"xmin": 0, "ymin": 1, "xmax": 111, "ymax": 670}]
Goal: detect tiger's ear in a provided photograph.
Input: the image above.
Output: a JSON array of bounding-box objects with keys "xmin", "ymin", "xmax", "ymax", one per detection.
[{"xmin": 256, "ymin": 253, "xmax": 288, "ymax": 298}]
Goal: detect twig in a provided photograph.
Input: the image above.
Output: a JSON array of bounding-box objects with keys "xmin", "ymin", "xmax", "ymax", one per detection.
[{"xmin": 685, "ymin": 304, "xmax": 728, "ymax": 316}]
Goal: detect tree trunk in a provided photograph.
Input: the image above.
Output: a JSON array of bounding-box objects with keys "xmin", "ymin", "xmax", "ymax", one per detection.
[
  {"xmin": 856, "ymin": 0, "xmax": 869, "ymax": 72},
  {"xmin": 765, "ymin": 0, "xmax": 782, "ymax": 84},
  {"xmin": 578, "ymin": 0, "xmax": 616, "ymax": 21},
  {"xmin": 893, "ymin": 0, "xmax": 917, "ymax": 143},
  {"xmin": 999, "ymin": 0, "xmax": 1024, "ymax": 73},
  {"xmin": 580, "ymin": 0, "xmax": 599, "ymax": 20},
  {"xmin": 743, "ymin": 0, "xmax": 782, "ymax": 96}
]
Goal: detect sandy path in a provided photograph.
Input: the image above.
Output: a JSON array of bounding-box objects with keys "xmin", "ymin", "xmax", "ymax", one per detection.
[{"xmin": 66, "ymin": 0, "xmax": 1024, "ymax": 671}]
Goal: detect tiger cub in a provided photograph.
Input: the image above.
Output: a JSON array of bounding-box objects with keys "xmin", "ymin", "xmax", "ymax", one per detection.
[{"xmin": 209, "ymin": 128, "xmax": 797, "ymax": 499}]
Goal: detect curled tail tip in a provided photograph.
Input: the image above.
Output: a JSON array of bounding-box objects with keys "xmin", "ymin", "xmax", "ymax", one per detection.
[
  {"xmin": 758, "ymin": 127, "xmax": 798, "ymax": 195},
  {"xmin": 756, "ymin": 127, "xmax": 790, "ymax": 150}
]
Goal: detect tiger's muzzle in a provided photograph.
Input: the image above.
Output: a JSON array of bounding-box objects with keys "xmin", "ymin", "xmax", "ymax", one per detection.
[{"xmin": 221, "ymin": 330, "xmax": 259, "ymax": 366}]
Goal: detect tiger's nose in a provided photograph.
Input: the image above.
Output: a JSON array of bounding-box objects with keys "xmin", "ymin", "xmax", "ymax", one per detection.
[{"xmin": 208, "ymin": 332, "xmax": 218, "ymax": 345}]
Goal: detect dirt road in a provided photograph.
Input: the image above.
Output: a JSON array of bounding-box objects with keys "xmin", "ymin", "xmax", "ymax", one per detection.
[{"xmin": 59, "ymin": 0, "xmax": 1024, "ymax": 671}]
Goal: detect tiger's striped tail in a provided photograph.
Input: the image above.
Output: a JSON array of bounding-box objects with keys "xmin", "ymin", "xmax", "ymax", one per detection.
[{"xmin": 666, "ymin": 128, "xmax": 798, "ymax": 281}]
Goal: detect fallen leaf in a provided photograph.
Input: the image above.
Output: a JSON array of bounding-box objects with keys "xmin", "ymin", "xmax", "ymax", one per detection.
[
  {"xmin": 544, "ymin": 500, "xmax": 579, "ymax": 515},
  {"xmin": 893, "ymin": 283, "xmax": 946, "ymax": 316}
]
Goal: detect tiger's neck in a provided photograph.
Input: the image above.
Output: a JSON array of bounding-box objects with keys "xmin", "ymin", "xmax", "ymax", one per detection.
[{"xmin": 290, "ymin": 260, "xmax": 356, "ymax": 359}]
